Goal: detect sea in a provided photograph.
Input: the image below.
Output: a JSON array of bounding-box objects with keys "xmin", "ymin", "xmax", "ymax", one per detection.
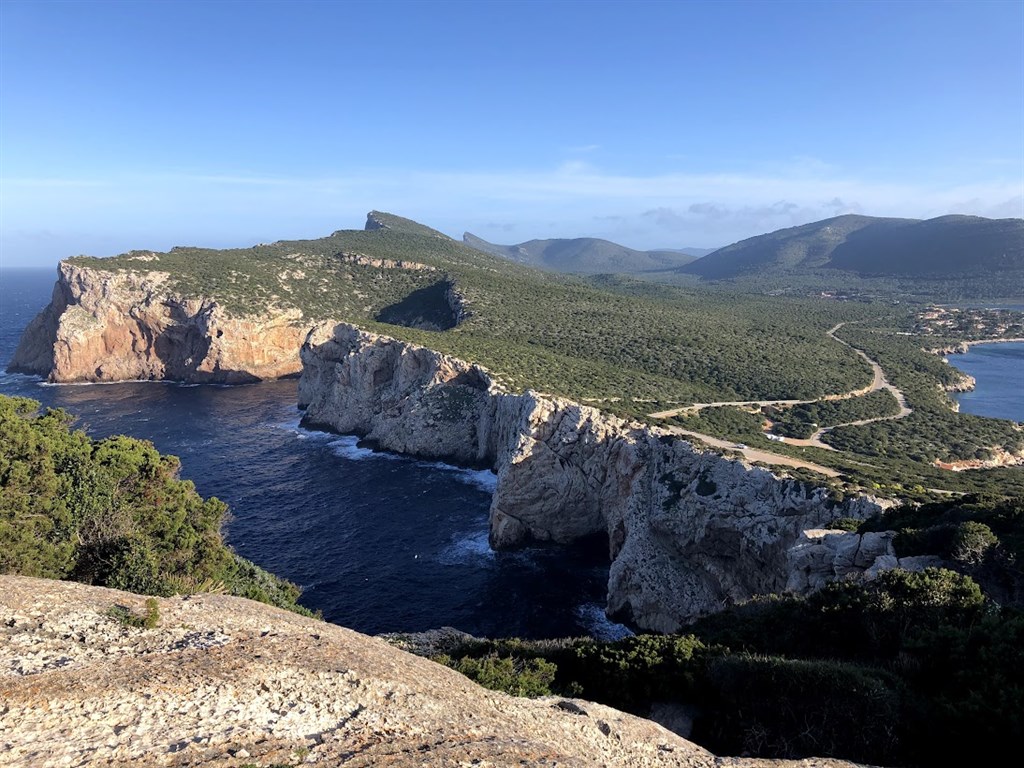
[
  {"xmin": 951, "ymin": 341, "xmax": 1024, "ymax": 423},
  {"xmin": 0, "ymin": 268, "xmax": 631, "ymax": 640}
]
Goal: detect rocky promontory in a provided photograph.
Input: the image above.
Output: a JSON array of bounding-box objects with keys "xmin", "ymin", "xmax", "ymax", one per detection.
[
  {"xmin": 8, "ymin": 262, "xmax": 309, "ymax": 383},
  {"xmin": 299, "ymin": 323, "xmax": 889, "ymax": 633},
  {"xmin": 8, "ymin": 575, "xmax": 863, "ymax": 768}
]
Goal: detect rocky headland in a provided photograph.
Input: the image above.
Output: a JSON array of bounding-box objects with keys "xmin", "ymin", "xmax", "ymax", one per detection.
[
  {"xmin": 2, "ymin": 575, "xmax": 868, "ymax": 768},
  {"xmin": 299, "ymin": 322, "xmax": 891, "ymax": 632},
  {"xmin": 8, "ymin": 262, "xmax": 309, "ymax": 384}
]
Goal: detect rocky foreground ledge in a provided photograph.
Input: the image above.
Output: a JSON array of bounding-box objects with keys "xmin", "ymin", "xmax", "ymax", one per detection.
[{"xmin": 0, "ymin": 577, "xmax": 861, "ymax": 768}]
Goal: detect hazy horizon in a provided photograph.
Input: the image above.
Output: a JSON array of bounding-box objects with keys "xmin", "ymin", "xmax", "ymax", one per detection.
[{"xmin": 2, "ymin": 0, "xmax": 1022, "ymax": 267}]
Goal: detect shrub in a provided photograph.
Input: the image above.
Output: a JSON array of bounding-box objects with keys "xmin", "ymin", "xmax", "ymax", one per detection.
[
  {"xmin": 106, "ymin": 597, "xmax": 160, "ymax": 629},
  {"xmin": 951, "ymin": 520, "xmax": 998, "ymax": 565},
  {"xmin": 694, "ymin": 654, "xmax": 903, "ymax": 763},
  {"xmin": 434, "ymin": 653, "xmax": 557, "ymax": 697},
  {"xmin": 0, "ymin": 395, "xmax": 309, "ymax": 615}
]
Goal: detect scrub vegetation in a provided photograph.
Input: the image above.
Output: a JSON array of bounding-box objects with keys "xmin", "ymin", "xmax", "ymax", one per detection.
[
  {"xmin": 766, "ymin": 389, "xmax": 901, "ymax": 438},
  {"xmin": 430, "ymin": 560, "xmax": 1023, "ymax": 767},
  {"xmin": 0, "ymin": 394, "xmax": 310, "ymax": 615},
  {"xmin": 69, "ymin": 219, "xmax": 878, "ymax": 407}
]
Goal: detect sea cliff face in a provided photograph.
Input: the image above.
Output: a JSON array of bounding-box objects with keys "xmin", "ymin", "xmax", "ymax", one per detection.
[
  {"xmin": 300, "ymin": 323, "xmax": 889, "ymax": 632},
  {"xmin": 8, "ymin": 263, "xmax": 308, "ymax": 383}
]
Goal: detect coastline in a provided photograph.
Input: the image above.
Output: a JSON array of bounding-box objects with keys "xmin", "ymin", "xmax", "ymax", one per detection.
[
  {"xmin": 956, "ymin": 336, "xmax": 1024, "ymax": 352},
  {"xmin": 931, "ymin": 337, "xmax": 1024, "ymax": 357},
  {"xmin": 947, "ymin": 340, "xmax": 1024, "ymax": 425}
]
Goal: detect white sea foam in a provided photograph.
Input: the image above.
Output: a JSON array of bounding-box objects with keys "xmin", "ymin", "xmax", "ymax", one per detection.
[
  {"xmin": 416, "ymin": 460, "xmax": 498, "ymax": 492},
  {"xmin": 272, "ymin": 416, "xmax": 499, "ymax": 486},
  {"xmin": 574, "ymin": 603, "xmax": 634, "ymax": 641},
  {"xmin": 37, "ymin": 377, "xmax": 158, "ymax": 387},
  {"xmin": 274, "ymin": 414, "xmax": 339, "ymax": 445},
  {"xmin": 437, "ymin": 528, "xmax": 495, "ymax": 564},
  {"xmin": 328, "ymin": 435, "xmax": 398, "ymax": 461}
]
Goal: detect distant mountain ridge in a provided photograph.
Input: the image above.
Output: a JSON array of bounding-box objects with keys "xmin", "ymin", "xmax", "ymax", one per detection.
[
  {"xmin": 682, "ymin": 214, "xmax": 1024, "ymax": 282},
  {"xmin": 463, "ymin": 232, "xmax": 703, "ymax": 274}
]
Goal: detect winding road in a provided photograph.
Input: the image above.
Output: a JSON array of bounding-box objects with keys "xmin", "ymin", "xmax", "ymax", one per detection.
[{"xmin": 650, "ymin": 322, "xmax": 913, "ymax": 475}]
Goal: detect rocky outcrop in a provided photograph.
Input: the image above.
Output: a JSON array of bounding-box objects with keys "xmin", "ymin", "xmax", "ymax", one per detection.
[
  {"xmin": 605, "ymin": 441, "xmax": 883, "ymax": 632},
  {"xmin": 928, "ymin": 341, "xmax": 971, "ymax": 356},
  {"xmin": 364, "ymin": 211, "xmax": 389, "ymax": 231},
  {"xmin": 334, "ymin": 252, "xmax": 437, "ymax": 271},
  {"xmin": 787, "ymin": 529, "xmax": 900, "ymax": 592},
  {"xmin": 300, "ymin": 324, "xmax": 888, "ymax": 632},
  {"xmin": 8, "ymin": 263, "xmax": 309, "ymax": 383},
  {"xmin": 7, "ymin": 575, "xmax": 820, "ymax": 768}
]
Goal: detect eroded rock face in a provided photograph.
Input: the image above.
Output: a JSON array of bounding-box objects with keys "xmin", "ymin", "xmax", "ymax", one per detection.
[
  {"xmin": 604, "ymin": 443, "xmax": 885, "ymax": 632},
  {"xmin": 299, "ymin": 322, "xmax": 499, "ymax": 465},
  {"xmin": 787, "ymin": 529, "xmax": 899, "ymax": 593},
  {"xmin": 300, "ymin": 324, "xmax": 888, "ymax": 632},
  {"xmin": 8, "ymin": 263, "xmax": 308, "ymax": 383}
]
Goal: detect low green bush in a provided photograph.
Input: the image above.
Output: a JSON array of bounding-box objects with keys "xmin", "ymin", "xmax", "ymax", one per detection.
[
  {"xmin": 0, "ymin": 395, "xmax": 310, "ymax": 615},
  {"xmin": 694, "ymin": 654, "xmax": 903, "ymax": 763},
  {"xmin": 433, "ymin": 653, "xmax": 557, "ymax": 697}
]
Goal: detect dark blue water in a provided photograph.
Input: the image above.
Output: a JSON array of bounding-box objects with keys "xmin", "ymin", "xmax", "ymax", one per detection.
[
  {"xmin": 952, "ymin": 341, "xmax": 1024, "ymax": 423},
  {"xmin": 0, "ymin": 267, "xmax": 629, "ymax": 640}
]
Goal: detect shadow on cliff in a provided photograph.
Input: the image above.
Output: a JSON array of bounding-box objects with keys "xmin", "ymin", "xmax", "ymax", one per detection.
[
  {"xmin": 375, "ymin": 281, "xmax": 460, "ymax": 331},
  {"xmin": 152, "ymin": 302, "xmax": 261, "ymax": 384}
]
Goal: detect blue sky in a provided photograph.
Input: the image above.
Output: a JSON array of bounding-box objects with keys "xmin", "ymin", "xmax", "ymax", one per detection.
[{"xmin": 1, "ymin": 0, "xmax": 1022, "ymax": 266}]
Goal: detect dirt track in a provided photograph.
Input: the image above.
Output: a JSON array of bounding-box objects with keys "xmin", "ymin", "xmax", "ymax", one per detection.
[{"xmin": 649, "ymin": 323, "xmax": 913, "ymax": 473}]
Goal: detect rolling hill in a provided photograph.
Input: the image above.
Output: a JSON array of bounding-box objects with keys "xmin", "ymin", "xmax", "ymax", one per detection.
[
  {"xmin": 463, "ymin": 232, "xmax": 702, "ymax": 274},
  {"xmin": 679, "ymin": 214, "xmax": 1024, "ymax": 295}
]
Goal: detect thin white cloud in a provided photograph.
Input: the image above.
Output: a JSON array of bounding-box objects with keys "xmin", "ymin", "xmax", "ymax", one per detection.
[
  {"xmin": 2, "ymin": 177, "xmax": 109, "ymax": 188},
  {"xmin": 2, "ymin": 162, "xmax": 1021, "ymax": 261}
]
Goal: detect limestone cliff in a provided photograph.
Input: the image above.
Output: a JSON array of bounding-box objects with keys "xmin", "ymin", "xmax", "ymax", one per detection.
[
  {"xmin": 8, "ymin": 262, "xmax": 309, "ymax": 383},
  {"xmin": 300, "ymin": 323, "xmax": 889, "ymax": 633},
  {"xmin": 5, "ymin": 575, "xmax": 870, "ymax": 768}
]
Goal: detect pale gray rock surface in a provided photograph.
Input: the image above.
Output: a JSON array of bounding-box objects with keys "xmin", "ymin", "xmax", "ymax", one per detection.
[
  {"xmin": 0, "ymin": 576, "xmax": 864, "ymax": 768},
  {"xmin": 786, "ymin": 530, "xmax": 899, "ymax": 593}
]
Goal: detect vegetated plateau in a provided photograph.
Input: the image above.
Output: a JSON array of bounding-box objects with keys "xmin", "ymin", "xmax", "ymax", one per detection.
[{"xmin": 56, "ymin": 210, "xmax": 1024, "ymax": 498}]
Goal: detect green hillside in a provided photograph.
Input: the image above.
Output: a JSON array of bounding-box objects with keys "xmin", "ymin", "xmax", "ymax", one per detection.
[
  {"xmin": 463, "ymin": 232, "xmax": 699, "ymax": 274},
  {"xmin": 678, "ymin": 214, "xmax": 1024, "ymax": 298},
  {"xmin": 70, "ymin": 213, "xmax": 875, "ymax": 407}
]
